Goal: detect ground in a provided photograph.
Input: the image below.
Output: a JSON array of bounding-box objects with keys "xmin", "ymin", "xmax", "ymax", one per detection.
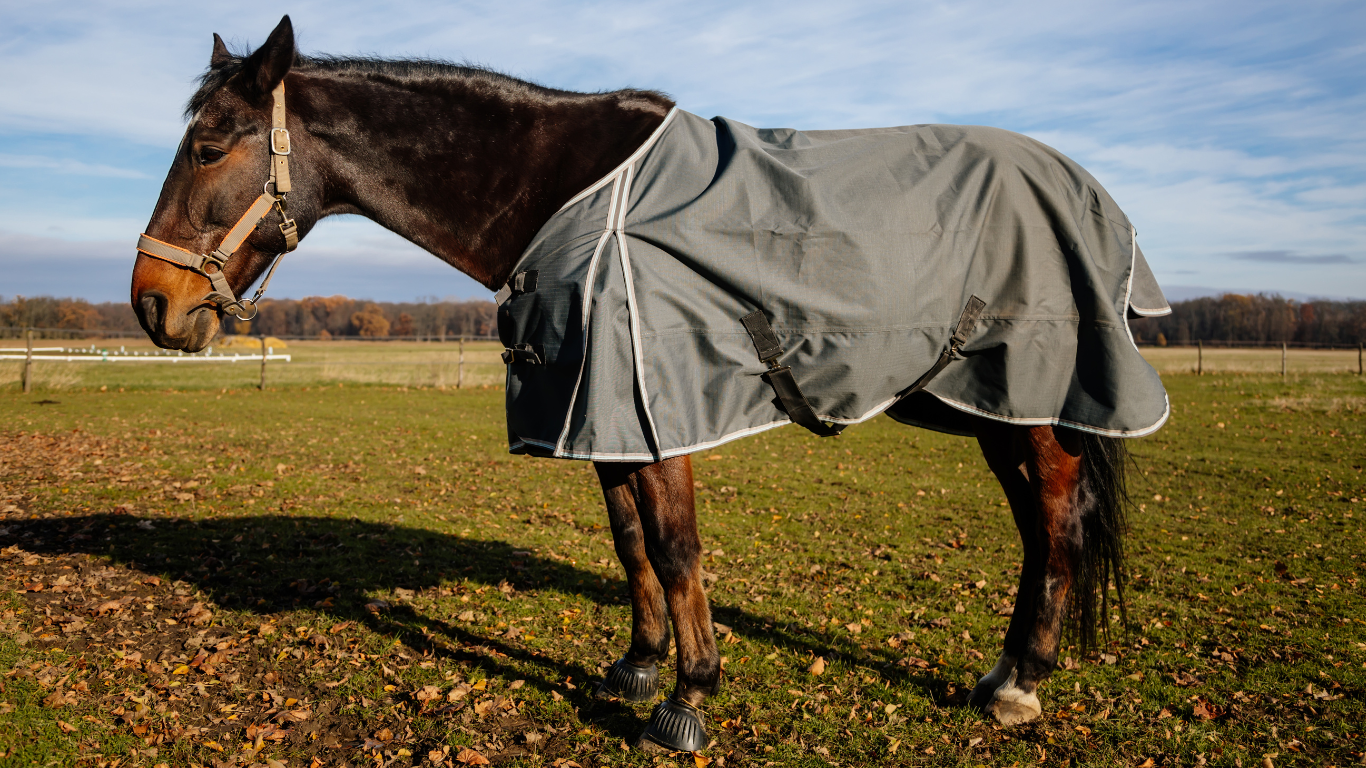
[{"xmin": 0, "ymin": 349, "xmax": 1363, "ymax": 767}]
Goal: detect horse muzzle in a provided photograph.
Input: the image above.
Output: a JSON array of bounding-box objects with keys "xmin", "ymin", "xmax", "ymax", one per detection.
[{"xmin": 134, "ymin": 288, "xmax": 220, "ymax": 352}]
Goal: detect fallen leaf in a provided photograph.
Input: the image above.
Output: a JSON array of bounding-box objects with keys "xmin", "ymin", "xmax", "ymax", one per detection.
[
  {"xmin": 43, "ymin": 690, "xmax": 77, "ymax": 708},
  {"xmin": 56, "ymin": 720, "xmax": 76, "ymax": 734},
  {"xmin": 844, "ymin": 622, "xmax": 862, "ymax": 635},
  {"xmin": 808, "ymin": 656, "xmax": 826, "ymax": 675},
  {"xmin": 416, "ymin": 685, "xmax": 442, "ymax": 702},
  {"xmin": 456, "ymin": 747, "xmax": 491, "ymax": 766},
  {"xmin": 694, "ymin": 753, "xmax": 712, "ymax": 767}
]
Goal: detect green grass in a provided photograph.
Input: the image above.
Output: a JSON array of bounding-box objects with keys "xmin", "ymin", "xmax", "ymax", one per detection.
[{"xmin": 1, "ymin": 368, "xmax": 1363, "ymax": 767}]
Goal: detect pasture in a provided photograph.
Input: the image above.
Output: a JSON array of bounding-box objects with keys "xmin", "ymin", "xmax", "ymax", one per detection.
[{"xmin": 1, "ymin": 358, "xmax": 1363, "ymax": 767}]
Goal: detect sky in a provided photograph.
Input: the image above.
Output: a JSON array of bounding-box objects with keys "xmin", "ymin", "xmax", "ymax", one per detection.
[{"xmin": 1, "ymin": 0, "xmax": 1363, "ymax": 304}]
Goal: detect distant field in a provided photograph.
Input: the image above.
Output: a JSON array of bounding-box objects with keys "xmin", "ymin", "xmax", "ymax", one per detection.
[
  {"xmin": 1142, "ymin": 346, "xmax": 1364, "ymax": 375},
  {"xmin": 1, "ymin": 352, "xmax": 1364, "ymax": 766},
  {"xmin": 0, "ymin": 338, "xmax": 508, "ymax": 391},
  {"xmin": 4, "ymin": 338, "xmax": 1363, "ymax": 392}
]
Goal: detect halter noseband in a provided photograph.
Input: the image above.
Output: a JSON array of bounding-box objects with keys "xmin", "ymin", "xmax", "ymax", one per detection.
[{"xmin": 136, "ymin": 81, "xmax": 299, "ymax": 321}]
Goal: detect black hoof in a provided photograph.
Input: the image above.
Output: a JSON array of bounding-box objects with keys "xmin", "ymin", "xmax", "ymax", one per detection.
[
  {"xmin": 638, "ymin": 695, "xmax": 708, "ymax": 752},
  {"xmin": 596, "ymin": 658, "xmax": 659, "ymax": 702}
]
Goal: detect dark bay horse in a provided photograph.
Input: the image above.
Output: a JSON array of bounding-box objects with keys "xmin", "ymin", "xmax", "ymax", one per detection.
[{"xmin": 131, "ymin": 16, "xmax": 1136, "ymax": 750}]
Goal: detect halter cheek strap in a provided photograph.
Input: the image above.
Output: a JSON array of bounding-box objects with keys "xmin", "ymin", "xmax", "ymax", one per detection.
[{"xmin": 136, "ymin": 81, "xmax": 299, "ymax": 321}]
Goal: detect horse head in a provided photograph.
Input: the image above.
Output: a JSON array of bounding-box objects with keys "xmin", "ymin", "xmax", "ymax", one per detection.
[{"xmin": 133, "ymin": 16, "xmax": 316, "ymax": 351}]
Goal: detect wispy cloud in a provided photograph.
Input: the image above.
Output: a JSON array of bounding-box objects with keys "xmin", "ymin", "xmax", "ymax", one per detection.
[
  {"xmin": 1232, "ymin": 250, "xmax": 1356, "ymax": 265},
  {"xmin": 0, "ymin": 154, "xmax": 147, "ymax": 179}
]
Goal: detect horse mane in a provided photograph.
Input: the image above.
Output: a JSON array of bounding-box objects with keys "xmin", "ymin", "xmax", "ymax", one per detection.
[{"xmin": 187, "ymin": 51, "xmax": 670, "ymax": 119}]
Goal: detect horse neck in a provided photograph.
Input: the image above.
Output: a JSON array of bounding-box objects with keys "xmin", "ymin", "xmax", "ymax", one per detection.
[{"xmin": 294, "ymin": 70, "xmax": 672, "ymax": 289}]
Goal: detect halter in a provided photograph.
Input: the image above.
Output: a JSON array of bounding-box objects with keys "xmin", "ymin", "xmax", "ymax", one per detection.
[{"xmin": 136, "ymin": 81, "xmax": 300, "ymax": 321}]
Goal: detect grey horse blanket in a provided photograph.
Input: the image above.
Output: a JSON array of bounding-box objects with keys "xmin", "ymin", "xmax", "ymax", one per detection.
[{"xmin": 498, "ymin": 108, "xmax": 1171, "ymax": 461}]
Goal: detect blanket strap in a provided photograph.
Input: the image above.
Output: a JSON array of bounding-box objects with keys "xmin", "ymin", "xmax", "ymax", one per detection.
[
  {"xmin": 502, "ymin": 343, "xmax": 544, "ymax": 365},
  {"xmin": 495, "ymin": 270, "xmax": 539, "ymax": 305},
  {"xmin": 740, "ymin": 310, "xmax": 845, "ymax": 437},
  {"xmin": 898, "ymin": 295, "xmax": 987, "ymax": 399}
]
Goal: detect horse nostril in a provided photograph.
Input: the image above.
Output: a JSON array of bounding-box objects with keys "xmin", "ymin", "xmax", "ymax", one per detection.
[{"xmin": 138, "ymin": 291, "xmax": 165, "ymax": 333}]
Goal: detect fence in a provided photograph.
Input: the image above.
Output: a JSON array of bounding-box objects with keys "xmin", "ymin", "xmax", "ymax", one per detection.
[
  {"xmin": 3, "ymin": 327, "xmax": 506, "ymax": 393},
  {"xmin": 5, "ymin": 327, "xmax": 1363, "ymax": 394},
  {"xmin": 0, "ymin": 325, "xmax": 498, "ymax": 343}
]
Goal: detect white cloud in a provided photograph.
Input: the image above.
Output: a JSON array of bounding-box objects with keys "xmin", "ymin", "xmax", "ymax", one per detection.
[{"xmin": 0, "ymin": 154, "xmax": 148, "ymax": 179}]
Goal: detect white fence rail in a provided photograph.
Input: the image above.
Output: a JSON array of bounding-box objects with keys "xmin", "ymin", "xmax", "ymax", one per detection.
[{"xmin": 1, "ymin": 345, "xmax": 289, "ymax": 364}]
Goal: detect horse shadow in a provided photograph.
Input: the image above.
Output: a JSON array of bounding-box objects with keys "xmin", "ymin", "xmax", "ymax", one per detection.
[{"xmin": 8, "ymin": 510, "xmax": 953, "ymax": 730}]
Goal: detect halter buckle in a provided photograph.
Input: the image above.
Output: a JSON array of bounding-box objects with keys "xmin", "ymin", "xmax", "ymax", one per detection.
[{"xmin": 270, "ymin": 128, "xmax": 291, "ymax": 155}]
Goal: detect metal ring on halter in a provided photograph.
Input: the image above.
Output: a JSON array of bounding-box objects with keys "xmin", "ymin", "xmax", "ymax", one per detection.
[{"xmin": 223, "ymin": 299, "xmax": 258, "ymax": 321}]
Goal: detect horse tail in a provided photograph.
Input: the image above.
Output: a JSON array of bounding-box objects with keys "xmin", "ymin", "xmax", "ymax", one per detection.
[{"xmin": 1068, "ymin": 432, "xmax": 1131, "ymax": 652}]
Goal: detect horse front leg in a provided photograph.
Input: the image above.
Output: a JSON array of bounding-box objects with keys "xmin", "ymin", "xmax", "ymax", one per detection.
[
  {"xmin": 970, "ymin": 423, "xmax": 1084, "ymax": 726},
  {"xmin": 595, "ymin": 456, "xmax": 717, "ymax": 751},
  {"xmin": 594, "ymin": 463, "xmax": 671, "ymax": 703}
]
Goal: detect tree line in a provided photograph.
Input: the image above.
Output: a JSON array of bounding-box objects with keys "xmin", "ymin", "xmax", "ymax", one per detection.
[
  {"xmin": 3, "ymin": 292, "xmax": 1363, "ymax": 344},
  {"xmin": 0, "ymin": 295, "xmax": 497, "ymax": 340},
  {"xmin": 1129, "ymin": 293, "xmax": 1366, "ymax": 346}
]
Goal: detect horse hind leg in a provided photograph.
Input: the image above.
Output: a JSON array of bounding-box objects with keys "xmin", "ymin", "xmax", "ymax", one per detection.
[
  {"xmin": 968, "ymin": 421, "xmax": 1048, "ymax": 724},
  {"xmin": 971, "ymin": 422, "xmax": 1126, "ymax": 726}
]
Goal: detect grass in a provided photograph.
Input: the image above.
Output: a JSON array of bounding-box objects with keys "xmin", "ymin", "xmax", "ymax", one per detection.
[{"xmin": 0, "ymin": 361, "xmax": 1363, "ymax": 767}]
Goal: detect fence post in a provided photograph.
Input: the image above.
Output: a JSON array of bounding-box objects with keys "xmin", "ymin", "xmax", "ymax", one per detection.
[
  {"xmin": 1197, "ymin": 339, "xmax": 1202, "ymax": 376},
  {"xmin": 259, "ymin": 335, "xmax": 267, "ymax": 390},
  {"xmin": 1359, "ymin": 342, "xmax": 1363, "ymax": 375},
  {"xmin": 22, "ymin": 328, "xmax": 33, "ymax": 394},
  {"xmin": 1281, "ymin": 342, "xmax": 1287, "ymax": 377},
  {"xmin": 457, "ymin": 334, "xmax": 465, "ymax": 389}
]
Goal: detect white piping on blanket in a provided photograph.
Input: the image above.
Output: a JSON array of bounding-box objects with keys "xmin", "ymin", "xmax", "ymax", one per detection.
[{"xmin": 551, "ymin": 174, "xmax": 624, "ymax": 458}]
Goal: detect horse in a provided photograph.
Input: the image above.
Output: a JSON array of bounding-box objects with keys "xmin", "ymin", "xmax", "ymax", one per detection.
[{"xmin": 130, "ymin": 16, "xmax": 1163, "ymax": 751}]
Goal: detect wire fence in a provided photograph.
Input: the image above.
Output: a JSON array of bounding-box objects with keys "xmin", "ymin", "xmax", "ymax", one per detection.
[{"xmin": 4, "ymin": 326, "xmax": 1363, "ymax": 394}]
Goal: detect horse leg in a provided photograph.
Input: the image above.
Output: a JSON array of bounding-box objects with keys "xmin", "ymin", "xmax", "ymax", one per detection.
[
  {"xmin": 593, "ymin": 463, "xmax": 671, "ymax": 703},
  {"xmin": 969, "ymin": 422, "xmax": 1085, "ymax": 725},
  {"xmin": 595, "ymin": 456, "xmax": 718, "ymax": 751}
]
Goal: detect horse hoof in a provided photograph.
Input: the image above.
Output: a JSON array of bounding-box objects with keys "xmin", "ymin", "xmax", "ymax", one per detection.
[
  {"xmin": 637, "ymin": 696, "xmax": 708, "ymax": 752},
  {"xmin": 985, "ymin": 687, "xmax": 1041, "ymax": 726},
  {"xmin": 596, "ymin": 658, "xmax": 659, "ymax": 702}
]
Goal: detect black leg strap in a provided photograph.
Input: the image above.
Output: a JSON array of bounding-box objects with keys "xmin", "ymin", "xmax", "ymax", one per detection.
[
  {"xmin": 899, "ymin": 295, "xmax": 986, "ymax": 398},
  {"xmin": 740, "ymin": 310, "xmax": 845, "ymax": 437}
]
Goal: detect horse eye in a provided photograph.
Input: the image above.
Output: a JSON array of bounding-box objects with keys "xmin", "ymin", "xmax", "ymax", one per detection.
[{"xmin": 198, "ymin": 147, "xmax": 226, "ymax": 165}]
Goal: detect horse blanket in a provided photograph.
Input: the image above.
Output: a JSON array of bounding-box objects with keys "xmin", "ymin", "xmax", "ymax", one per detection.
[{"xmin": 498, "ymin": 108, "xmax": 1171, "ymax": 461}]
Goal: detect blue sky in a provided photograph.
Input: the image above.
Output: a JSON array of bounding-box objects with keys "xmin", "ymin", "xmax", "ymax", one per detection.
[{"xmin": 2, "ymin": 0, "xmax": 1363, "ymax": 303}]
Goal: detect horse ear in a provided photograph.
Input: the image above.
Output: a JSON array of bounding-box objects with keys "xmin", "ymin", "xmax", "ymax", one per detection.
[
  {"xmin": 210, "ymin": 33, "xmax": 233, "ymax": 69},
  {"xmin": 239, "ymin": 15, "xmax": 295, "ymax": 100}
]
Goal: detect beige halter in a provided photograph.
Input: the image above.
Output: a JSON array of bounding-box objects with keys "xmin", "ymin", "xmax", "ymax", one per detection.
[{"xmin": 136, "ymin": 80, "xmax": 299, "ymax": 321}]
